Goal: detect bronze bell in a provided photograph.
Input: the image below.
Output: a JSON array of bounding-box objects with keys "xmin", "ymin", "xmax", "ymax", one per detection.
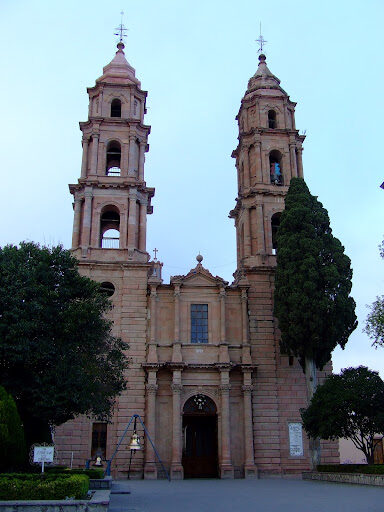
[
  {"xmin": 94, "ymin": 456, "xmax": 103, "ymax": 466},
  {"xmin": 128, "ymin": 432, "xmax": 141, "ymax": 451}
]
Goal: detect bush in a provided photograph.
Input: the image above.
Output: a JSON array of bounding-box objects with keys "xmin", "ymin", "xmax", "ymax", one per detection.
[
  {"xmin": 317, "ymin": 464, "xmax": 384, "ymax": 475},
  {"xmin": 0, "ymin": 474, "xmax": 89, "ymax": 500},
  {"xmin": 46, "ymin": 467, "xmax": 104, "ymax": 479}
]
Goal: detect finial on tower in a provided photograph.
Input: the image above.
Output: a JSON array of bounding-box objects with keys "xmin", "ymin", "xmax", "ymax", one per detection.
[
  {"xmin": 255, "ymin": 22, "xmax": 267, "ymax": 55},
  {"xmin": 114, "ymin": 10, "xmax": 128, "ymax": 50}
]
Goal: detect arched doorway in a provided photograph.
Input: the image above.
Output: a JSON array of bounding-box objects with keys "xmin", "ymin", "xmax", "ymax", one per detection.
[{"xmin": 182, "ymin": 394, "xmax": 218, "ymax": 478}]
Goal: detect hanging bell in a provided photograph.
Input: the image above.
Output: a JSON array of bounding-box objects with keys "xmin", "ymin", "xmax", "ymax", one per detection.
[
  {"xmin": 128, "ymin": 432, "xmax": 141, "ymax": 451},
  {"xmin": 94, "ymin": 456, "xmax": 103, "ymax": 466}
]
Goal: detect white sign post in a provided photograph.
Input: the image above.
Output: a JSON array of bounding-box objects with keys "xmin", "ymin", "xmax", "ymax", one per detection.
[
  {"xmin": 288, "ymin": 423, "xmax": 304, "ymax": 457},
  {"xmin": 33, "ymin": 446, "xmax": 54, "ymax": 473}
]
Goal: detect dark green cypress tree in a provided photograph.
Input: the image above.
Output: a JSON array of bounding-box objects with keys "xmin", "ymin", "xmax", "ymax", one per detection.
[
  {"xmin": 0, "ymin": 386, "xmax": 26, "ymax": 471},
  {"xmin": 274, "ymin": 178, "xmax": 357, "ymax": 390}
]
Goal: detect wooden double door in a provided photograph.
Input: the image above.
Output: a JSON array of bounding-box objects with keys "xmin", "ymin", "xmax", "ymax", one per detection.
[{"xmin": 182, "ymin": 415, "xmax": 218, "ymax": 478}]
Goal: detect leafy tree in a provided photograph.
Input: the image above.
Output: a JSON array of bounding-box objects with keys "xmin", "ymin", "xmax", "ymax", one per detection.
[
  {"xmin": 365, "ymin": 240, "xmax": 384, "ymax": 347},
  {"xmin": 0, "ymin": 385, "xmax": 26, "ymax": 471},
  {"xmin": 301, "ymin": 366, "xmax": 384, "ymax": 465},
  {"xmin": 0, "ymin": 242, "xmax": 128, "ymax": 448},
  {"xmin": 274, "ymin": 178, "xmax": 357, "ymax": 395}
]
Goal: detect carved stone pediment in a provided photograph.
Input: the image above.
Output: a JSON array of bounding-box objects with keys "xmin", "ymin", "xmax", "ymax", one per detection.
[{"xmin": 171, "ymin": 256, "xmax": 228, "ymax": 288}]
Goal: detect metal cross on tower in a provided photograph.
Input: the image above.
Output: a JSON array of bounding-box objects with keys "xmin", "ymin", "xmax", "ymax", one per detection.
[
  {"xmin": 114, "ymin": 11, "xmax": 128, "ymax": 42},
  {"xmin": 153, "ymin": 248, "xmax": 158, "ymax": 261},
  {"xmin": 255, "ymin": 23, "xmax": 267, "ymax": 54}
]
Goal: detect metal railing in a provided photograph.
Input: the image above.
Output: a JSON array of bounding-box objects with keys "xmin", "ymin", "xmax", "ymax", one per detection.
[{"xmin": 101, "ymin": 237, "xmax": 119, "ymax": 249}]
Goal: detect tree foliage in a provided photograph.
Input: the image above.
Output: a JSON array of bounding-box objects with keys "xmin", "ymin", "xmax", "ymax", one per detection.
[
  {"xmin": 0, "ymin": 242, "xmax": 128, "ymax": 446},
  {"xmin": 0, "ymin": 386, "xmax": 26, "ymax": 471},
  {"xmin": 365, "ymin": 240, "xmax": 384, "ymax": 347},
  {"xmin": 274, "ymin": 178, "xmax": 357, "ymax": 370},
  {"xmin": 301, "ymin": 366, "xmax": 384, "ymax": 464}
]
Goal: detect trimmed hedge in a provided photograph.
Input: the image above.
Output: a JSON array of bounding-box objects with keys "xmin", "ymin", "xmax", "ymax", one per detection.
[
  {"xmin": 46, "ymin": 467, "xmax": 104, "ymax": 479},
  {"xmin": 318, "ymin": 464, "xmax": 384, "ymax": 475},
  {"xmin": 0, "ymin": 473, "xmax": 89, "ymax": 500}
]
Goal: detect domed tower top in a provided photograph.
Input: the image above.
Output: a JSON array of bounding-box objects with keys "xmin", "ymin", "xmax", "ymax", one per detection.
[
  {"xmin": 246, "ymin": 53, "xmax": 285, "ymax": 95},
  {"xmin": 97, "ymin": 41, "xmax": 140, "ymax": 86}
]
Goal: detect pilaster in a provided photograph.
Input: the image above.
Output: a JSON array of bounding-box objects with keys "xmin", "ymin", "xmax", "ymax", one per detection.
[
  {"xmin": 170, "ymin": 373, "xmax": 184, "ymax": 480},
  {"xmin": 219, "ymin": 369, "xmax": 234, "ymax": 479}
]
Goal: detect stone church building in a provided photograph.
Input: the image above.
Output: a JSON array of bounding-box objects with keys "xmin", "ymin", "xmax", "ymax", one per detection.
[{"xmin": 55, "ymin": 41, "xmax": 339, "ymax": 478}]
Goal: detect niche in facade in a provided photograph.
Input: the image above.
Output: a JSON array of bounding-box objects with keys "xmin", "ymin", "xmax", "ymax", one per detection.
[{"xmin": 111, "ymin": 99, "xmax": 122, "ymax": 118}]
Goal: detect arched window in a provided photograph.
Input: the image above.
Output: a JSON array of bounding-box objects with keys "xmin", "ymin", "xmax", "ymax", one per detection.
[
  {"xmin": 271, "ymin": 212, "xmax": 281, "ymax": 255},
  {"xmin": 100, "ymin": 208, "xmax": 120, "ymax": 248},
  {"xmin": 111, "ymin": 99, "xmax": 121, "ymax": 117},
  {"xmin": 106, "ymin": 141, "xmax": 121, "ymax": 176},
  {"xmin": 268, "ymin": 110, "xmax": 276, "ymax": 129},
  {"xmin": 269, "ymin": 150, "xmax": 283, "ymax": 185}
]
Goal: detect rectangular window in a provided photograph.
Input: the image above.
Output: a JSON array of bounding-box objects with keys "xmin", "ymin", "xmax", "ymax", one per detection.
[
  {"xmin": 91, "ymin": 423, "xmax": 107, "ymax": 459},
  {"xmin": 191, "ymin": 304, "xmax": 208, "ymax": 343}
]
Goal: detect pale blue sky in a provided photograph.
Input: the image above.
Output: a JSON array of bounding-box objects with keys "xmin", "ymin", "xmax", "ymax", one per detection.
[{"xmin": 1, "ymin": 0, "xmax": 383, "ymax": 375}]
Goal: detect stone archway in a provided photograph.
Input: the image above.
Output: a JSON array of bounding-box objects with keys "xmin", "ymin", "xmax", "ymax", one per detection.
[{"xmin": 182, "ymin": 394, "xmax": 218, "ymax": 478}]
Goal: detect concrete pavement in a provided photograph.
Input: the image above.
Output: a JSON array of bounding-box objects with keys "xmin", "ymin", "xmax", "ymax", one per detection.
[{"xmin": 108, "ymin": 478, "xmax": 384, "ymax": 512}]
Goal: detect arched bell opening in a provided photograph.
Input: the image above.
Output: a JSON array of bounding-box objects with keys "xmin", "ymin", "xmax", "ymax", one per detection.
[
  {"xmin": 111, "ymin": 98, "xmax": 122, "ymax": 118},
  {"xmin": 269, "ymin": 150, "xmax": 283, "ymax": 185},
  {"xmin": 268, "ymin": 109, "xmax": 277, "ymax": 129},
  {"xmin": 100, "ymin": 207, "xmax": 120, "ymax": 248},
  {"xmin": 271, "ymin": 212, "xmax": 281, "ymax": 255},
  {"xmin": 106, "ymin": 141, "xmax": 121, "ymax": 176},
  {"xmin": 182, "ymin": 394, "xmax": 218, "ymax": 478}
]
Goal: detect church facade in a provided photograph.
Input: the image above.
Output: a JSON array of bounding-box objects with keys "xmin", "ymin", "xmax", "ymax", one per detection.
[{"xmin": 55, "ymin": 42, "xmax": 339, "ymax": 478}]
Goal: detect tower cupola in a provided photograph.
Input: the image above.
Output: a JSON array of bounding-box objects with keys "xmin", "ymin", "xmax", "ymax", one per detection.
[
  {"xmin": 230, "ymin": 53, "xmax": 305, "ymax": 270},
  {"xmin": 69, "ymin": 41, "xmax": 154, "ymax": 262}
]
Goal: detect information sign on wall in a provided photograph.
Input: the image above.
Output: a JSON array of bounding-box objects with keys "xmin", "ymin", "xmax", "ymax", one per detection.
[{"xmin": 288, "ymin": 422, "xmax": 304, "ymax": 457}]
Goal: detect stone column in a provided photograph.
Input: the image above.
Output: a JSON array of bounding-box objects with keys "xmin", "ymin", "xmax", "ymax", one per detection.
[
  {"xmin": 283, "ymin": 98, "xmax": 288, "ymax": 128},
  {"xmin": 289, "ymin": 143, "xmax": 297, "ymax": 179},
  {"xmin": 242, "ymin": 371, "xmax": 258, "ymax": 478},
  {"xmin": 261, "ymin": 149, "xmax": 268, "ymax": 184},
  {"xmin": 80, "ymin": 137, "xmax": 89, "ymax": 178},
  {"xmin": 71, "ymin": 197, "xmax": 82, "ymax": 249},
  {"xmin": 219, "ymin": 288, "xmax": 229, "ymax": 363},
  {"xmin": 128, "ymin": 135, "xmax": 136, "ymax": 176},
  {"xmin": 97, "ymin": 141, "xmax": 105, "ymax": 175},
  {"xmin": 147, "ymin": 285, "xmax": 158, "ymax": 364},
  {"xmin": 121, "ymin": 142, "xmax": 129, "ymax": 177},
  {"xmin": 127, "ymin": 189, "xmax": 137, "ymax": 250},
  {"xmin": 139, "ymin": 142, "xmax": 146, "ymax": 181},
  {"xmin": 172, "ymin": 285, "xmax": 182, "ymax": 363},
  {"xmin": 297, "ymin": 147, "xmax": 304, "ymax": 178},
  {"xmin": 256, "ymin": 204, "xmax": 266, "ymax": 254},
  {"xmin": 244, "ymin": 207, "xmax": 252, "ymax": 258},
  {"xmin": 170, "ymin": 371, "xmax": 184, "ymax": 480},
  {"xmin": 144, "ymin": 371, "xmax": 158, "ymax": 480},
  {"xmin": 240, "ymin": 288, "xmax": 252, "ymax": 365},
  {"xmin": 219, "ymin": 370, "xmax": 234, "ymax": 478},
  {"xmin": 255, "ymin": 141, "xmax": 262, "ymax": 183},
  {"xmin": 81, "ymin": 188, "xmax": 93, "ymax": 256},
  {"xmin": 243, "ymin": 147, "xmax": 250, "ymax": 189},
  {"xmin": 138, "ymin": 198, "xmax": 147, "ymax": 252},
  {"xmin": 90, "ymin": 133, "xmax": 99, "ymax": 175}
]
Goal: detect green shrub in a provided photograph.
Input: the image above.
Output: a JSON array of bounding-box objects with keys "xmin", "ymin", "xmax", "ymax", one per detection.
[
  {"xmin": 46, "ymin": 467, "xmax": 104, "ymax": 479},
  {"xmin": 0, "ymin": 474, "xmax": 89, "ymax": 500},
  {"xmin": 317, "ymin": 464, "xmax": 384, "ymax": 475},
  {"xmin": 0, "ymin": 386, "xmax": 26, "ymax": 471}
]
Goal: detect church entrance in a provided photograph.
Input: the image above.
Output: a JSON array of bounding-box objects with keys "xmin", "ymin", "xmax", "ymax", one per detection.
[{"xmin": 182, "ymin": 394, "xmax": 218, "ymax": 478}]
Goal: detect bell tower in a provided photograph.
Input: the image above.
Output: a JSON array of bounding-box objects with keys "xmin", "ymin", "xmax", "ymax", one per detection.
[
  {"xmin": 230, "ymin": 53, "xmax": 305, "ymax": 270},
  {"xmin": 69, "ymin": 41, "xmax": 154, "ymax": 262}
]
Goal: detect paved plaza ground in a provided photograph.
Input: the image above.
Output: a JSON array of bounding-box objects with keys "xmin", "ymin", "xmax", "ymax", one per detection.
[{"xmin": 108, "ymin": 478, "xmax": 384, "ymax": 512}]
